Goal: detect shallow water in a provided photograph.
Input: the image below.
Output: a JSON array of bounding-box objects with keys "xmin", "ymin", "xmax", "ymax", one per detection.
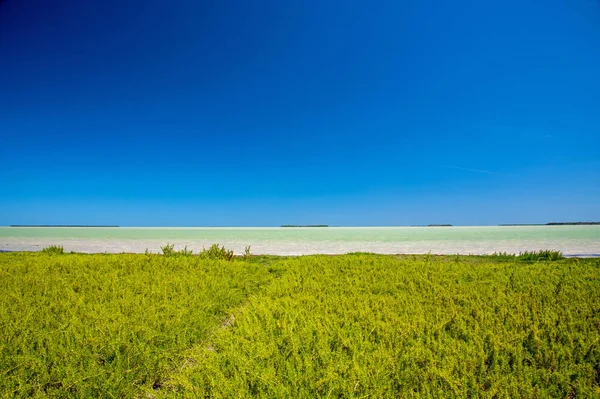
[{"xmin": 1, "ymin": 226, "xmax": 599, "ymax": 256}]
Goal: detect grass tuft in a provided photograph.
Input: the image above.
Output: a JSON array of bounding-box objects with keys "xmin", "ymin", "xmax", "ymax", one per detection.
[
  {"xmin": 160, "ymin": 243, "xmax": 236, "ymax": 259},
  {"xmin": 518, "ymin": 250, "xmax": 564, "ymax": 261},
  {"xmin": 178, "ymin": 245, "xmax": 194, "ymax": 256},
  {"xmin": 41, "ymin": 244, "xmax": 64, "ymax": 254},
  {"xmin": 161, "ymin": 242, "xmax": 175, "ymax": 256},
  {"xmin": 243, "ymin": 245, "xmax": 252, "ymax": 260},
  {"xmin": 489, "ymin": 250, "xmax": 564, "ymax": 262},
  {"xmin": 199, "ymin": 243, "xmax": 234, "ymax": 261}
]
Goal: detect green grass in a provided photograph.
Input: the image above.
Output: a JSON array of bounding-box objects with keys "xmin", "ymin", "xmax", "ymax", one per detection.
[
  {"xmin": 518, "ymin": 250, "xmax": 564, "ymax": 261},
  {"xmin": 167, "ymin": 255, "xmax": 600, "ymax": 398},
  {"xmin": 1, "ymin": 252, "xmax": 599, "ymax": 398},
  {"xmin": 159, "ymin": 243, "xmax": 235, "ymax": 260},
  {"xmin": 41, "ymin": 245, "xmax": 64, "ymax": 255},
  {"xmin": 489, "ymin": 250, "xmax": 564, "ymax": 261},
  {"xmin": 0, "ymin": 252, "xmax": 273, "ymax": 398}
]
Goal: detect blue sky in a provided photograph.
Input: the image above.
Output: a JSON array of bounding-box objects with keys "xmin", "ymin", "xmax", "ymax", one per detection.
[{"xmin": 1, "ymin": 0, "xmax": 599, "ymax": 226}]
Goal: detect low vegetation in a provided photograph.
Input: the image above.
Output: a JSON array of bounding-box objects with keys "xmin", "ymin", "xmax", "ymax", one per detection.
[
  {"xmin": 41, "ymin": 244, "xmax": 64, "ymax": 254},
  {"xmin": 165, "ymin": 254, "xmax": 600, "ymax": 398},
  {"xmin": 199, "ymin": 243, "xmax": 235, "ymax": 261},
  {"xmin": 518, "ymin": 249, "xmax": 564, "ymax": 261},
  {"xmin": 1, "ymin": 250, "xmax": 598, "ymax": 398},
  {"xmin": 159, "ymin": 243, "xmax": 236, "ymax": 260},
  {"xmin": 0, "ymin": 251, "xmax": 272, "ymax": 398},
  {"xmin": 490, "ymin": 249, "xmax": 564, "ymax": 261}
]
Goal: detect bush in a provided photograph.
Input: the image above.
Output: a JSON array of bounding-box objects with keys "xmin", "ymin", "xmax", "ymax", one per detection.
[
  {"xmin": 160, "ymin": 243, "xmax": 235, "ymax": 259},
  {"xmin": 489, "ymin": 250, "xmax": 564, "ymax": 261},
  {"xmin": 42, "ymin": 245, "xmax": 64, "ymax": 254},
  {"xmin": 518, "ymin": 250, "xmax": 564, "ymax": 261},
  {"xmin": 199, "ymin": 244, "xmax": 234, "ymax": 261},
  {"xmin": 178, "ymin": 246, "xmax": 194, "ymax": 256},
  {"xmin": 161, "ymin": 243, "xmax": 175, "ymax": 256},
  {"xmin": 160, "ymin": 244, "xmax": 195, "ymax": 257},
  {"xmin": 243, "ymin": 245, "xmax": 252, "ymax": 260}
]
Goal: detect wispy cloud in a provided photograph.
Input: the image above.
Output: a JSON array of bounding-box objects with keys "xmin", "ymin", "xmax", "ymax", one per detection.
[{"xmin": 442, "ymin": 165, "xmax": 500, "ymax": 175}]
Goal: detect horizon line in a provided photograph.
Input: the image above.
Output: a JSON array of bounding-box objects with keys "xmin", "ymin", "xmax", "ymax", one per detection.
[{"xmin": 3, "ymin": 222, "xmax": 600, "ymax": 228}]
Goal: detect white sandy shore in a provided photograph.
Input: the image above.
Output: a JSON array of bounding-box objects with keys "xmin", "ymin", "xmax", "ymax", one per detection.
[{"xmin": 2, "ymin": 238, "xmax": 599, "ymax": 257}]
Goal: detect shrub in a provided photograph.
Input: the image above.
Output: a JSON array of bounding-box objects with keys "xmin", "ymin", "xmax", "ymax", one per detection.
[
  {"xmin": 243, "ymin": 245, "xmax": 252, "ymax": 260},
  {"xmin": 518, "ymin": 250, "xmax": 564, "ymax": 261},
  {"xmin": 161, "ymin": 243, "xmax": 175, "ymax": 256},
  {"xmin": 160, "ymin": 244, "xmax": 195, "ymax": 257},
  {"xmin": 489, "ymin": 250, "xmax": 564, "ymax": 262},
  {"xmin": 42, "ymin": 245, "xmax": 64, "ymax": 254},
  {"xmin": 178, "ymin": 246, "xmax": 194, "ymax": 256},
  {"xmin": 199, "ymin": 244, "xmax": 234, "ymax": 261}
]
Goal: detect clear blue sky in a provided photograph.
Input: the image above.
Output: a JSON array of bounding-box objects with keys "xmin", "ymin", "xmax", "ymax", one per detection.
[{"xmin": 1, "ymin": 0, "xmax": 599, "ymax": 226}]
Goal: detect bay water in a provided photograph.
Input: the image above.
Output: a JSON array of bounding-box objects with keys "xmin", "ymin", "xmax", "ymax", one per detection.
[{"xmin": 1, "ymin": 226, "xmax": 599, "ymax": 257}]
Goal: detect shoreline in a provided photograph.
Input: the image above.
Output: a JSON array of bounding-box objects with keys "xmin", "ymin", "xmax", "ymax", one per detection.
[
  {"xmin": 2, "ymin": 225, "xmax": 598, "ymax": 257},
  {"xmin": 1, "ymin": 249, "xmax": 598, "ymax": 258}
]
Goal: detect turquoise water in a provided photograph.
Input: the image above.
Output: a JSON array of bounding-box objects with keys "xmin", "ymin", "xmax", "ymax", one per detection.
[{"xmin": 1, "ymin": 226, "xmax": 599, "ymax": 256}]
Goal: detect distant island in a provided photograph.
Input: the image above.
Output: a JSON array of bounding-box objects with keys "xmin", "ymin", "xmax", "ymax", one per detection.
[
  {"xmin": 546, "ymin": 222, "xmax": 600, "ymax": 225},
  {"xmin": 10, "ymin": 225, "xmax": 120, "ymax": 228},
  {"xmin": 427, "ymin": 224, "xmax": 453, "ymax": 227},
  {"xmin": 498, "ymin": 224, "xmax": 544, "ymax": 226},
  {"xmin": 500, "ymin": 222, "xmax": 600, "ymax": 226},
  {"xmin": 281, "ymin": 225, "xmax": 328, "ymax": 228}
]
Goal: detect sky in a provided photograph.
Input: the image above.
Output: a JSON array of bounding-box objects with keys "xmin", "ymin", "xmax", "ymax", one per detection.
[{"xmin": 0, "ymin": 0, "xmax": 599, "ymax": 226}]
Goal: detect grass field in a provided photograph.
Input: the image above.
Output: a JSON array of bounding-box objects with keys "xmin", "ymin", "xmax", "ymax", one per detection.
[
  {"xmin": 0, "ymin": 252, "xmax": 273, "ymax": 398},
  {"xmin": 1, "ymin": 252, "xmax": 599, "ymax": 398}
]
